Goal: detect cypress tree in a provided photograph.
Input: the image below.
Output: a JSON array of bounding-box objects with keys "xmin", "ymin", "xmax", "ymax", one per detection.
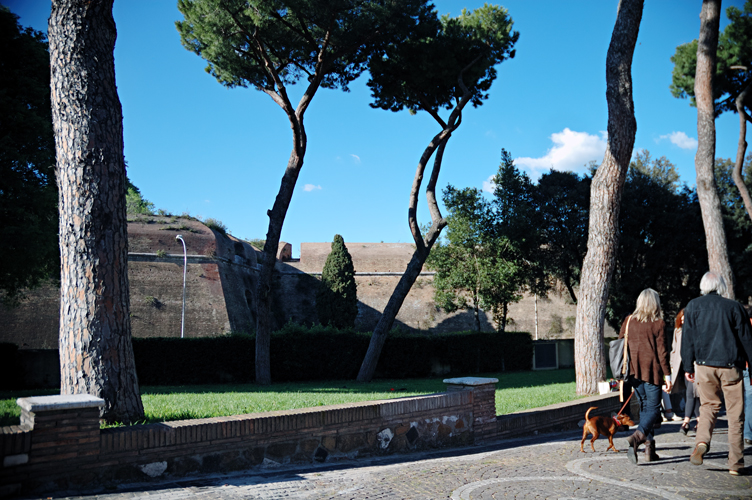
[{"xmin": 317, "ymin": 235, "xmax": 358, "ymax": 329}]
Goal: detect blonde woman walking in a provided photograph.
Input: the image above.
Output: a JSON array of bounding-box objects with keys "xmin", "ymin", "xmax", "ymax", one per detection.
[{"xmin": 621, "ymin": 288, "xmax": 673, "ymax": 464}]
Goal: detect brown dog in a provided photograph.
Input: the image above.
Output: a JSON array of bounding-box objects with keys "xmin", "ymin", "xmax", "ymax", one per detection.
[{"xmin": 580, "ymin": 406, "xmax": 635, "ymax": 453}]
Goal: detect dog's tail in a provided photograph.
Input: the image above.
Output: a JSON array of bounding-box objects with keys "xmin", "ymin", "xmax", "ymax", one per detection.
[{"xmin": 585, "ymin": 406, "xmax": 598, "ymax": 420}]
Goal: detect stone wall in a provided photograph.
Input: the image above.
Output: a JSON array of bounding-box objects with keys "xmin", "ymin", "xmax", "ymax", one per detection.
[
  {"xmin": 0, "ymin": 380, "xmax": 490, "ymax": 496},
  {"xmin": 0, "ymin": 229, "xmax": 611, "ymax": 354},
  {"xmin": 0, "ymin": 217, "xmax": 260, "ymax": 349}
]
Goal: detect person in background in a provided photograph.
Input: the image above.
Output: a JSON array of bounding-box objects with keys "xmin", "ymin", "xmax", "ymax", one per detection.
[
  {"xmin": 743, "ymin": 304, "xmax": 752, "ymax": 446},
  {"xmin": 681, "ymin": 272, "xmax": 752, "ymax": 476},
  {"xmin": 670, "ymin": 309, "xmax": 700, "ymax": 435},
  {"xmin": 622, "ymin": 288, "xmax": 672, "ymax": 464}
]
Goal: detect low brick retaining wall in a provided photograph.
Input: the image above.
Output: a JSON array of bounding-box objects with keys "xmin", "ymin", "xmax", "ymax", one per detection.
[
  {"xmin": 0, "ymin": 378, "xmax": 626, "ymax": 497},
  {"xmin": 496, "ymin": 392, "xmax": 634, "ymax": 440}
]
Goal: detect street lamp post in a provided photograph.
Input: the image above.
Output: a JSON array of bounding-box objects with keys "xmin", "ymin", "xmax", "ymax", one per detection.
[{"xmin": 176, "ymin": 235, "xmax": 187, "ymax": 339}]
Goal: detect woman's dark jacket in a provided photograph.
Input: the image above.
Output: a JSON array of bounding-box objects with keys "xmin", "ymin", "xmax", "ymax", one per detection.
[
  {"xmin": 681, "ymin": 292, "xmax": 752, "ymax": 373},
  {"xmin": 618, "ymin": 316, "xmax": 670, "ymax": 386}
]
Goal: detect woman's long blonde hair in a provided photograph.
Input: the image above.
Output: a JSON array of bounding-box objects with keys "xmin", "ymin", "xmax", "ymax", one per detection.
[{"xmin": 632, "ymin": 288, "xmax": 662, "ymax": 322}]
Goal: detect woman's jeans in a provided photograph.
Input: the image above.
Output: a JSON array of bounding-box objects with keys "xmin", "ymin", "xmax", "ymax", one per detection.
[
  {"xmin": 630, "ymin": 376, "xmax": 662, "ymax": 441},
  {"xmin": 744, "ymin": 368, "xmax": 752, "ymax": 442}
]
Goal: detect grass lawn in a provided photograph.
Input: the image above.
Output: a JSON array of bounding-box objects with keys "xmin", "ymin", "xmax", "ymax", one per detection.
[{"xmin": 0, "ymin": 369, "xmax": 581, "ymax": 427}]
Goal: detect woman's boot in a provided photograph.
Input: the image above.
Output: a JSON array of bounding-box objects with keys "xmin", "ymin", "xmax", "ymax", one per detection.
[
  {"xmin": 644, "ymin": 440, "xmax": 660, "ymax": 461},
  {"xmin": 626, "ymin": 430, "xmax": 646, "ymax": 465}
]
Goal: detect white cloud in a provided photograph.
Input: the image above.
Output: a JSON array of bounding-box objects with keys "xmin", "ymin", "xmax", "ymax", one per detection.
[
  {"xmin": 482, "ymin": 175, "xmax": 496, "ymax": 194},
  {"xmin": 303, "ymin": 184, "xmax": 322, "ymax": 192},
  {"xmin": 514, "ymin": 128, "xmax": 607, "ymax": 175},
  {"xmin": 658, "ymin": 131, "xmax": 697, "ymax": 150},
  {"xmin": 350, "ymin": 154, "xmax": 361, "ymax": 164}
]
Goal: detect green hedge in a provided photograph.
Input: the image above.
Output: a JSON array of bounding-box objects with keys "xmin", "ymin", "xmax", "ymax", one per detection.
[{"xmin": 131, "ymin": 326, "xmax": 533, "ymax": 385}]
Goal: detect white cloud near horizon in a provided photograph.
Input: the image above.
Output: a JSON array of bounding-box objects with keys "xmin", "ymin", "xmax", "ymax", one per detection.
[
  {"xmin": 658, "ymin": 131, "xmax": 697, "ymax": 150},
  {"xmin": 516, "ymin": 128, "xmax": 607, "ymax": 173},
  {"xmin": 303, "ymin": 184, "xmax": 322, "ymax": 192},
  {"xmin": 483, "ymin": 128, "xmax": 607, "ymax": 192},
  {"xmin": 350, "ymin": 154, "xmax": 361, "ymax": 164}
]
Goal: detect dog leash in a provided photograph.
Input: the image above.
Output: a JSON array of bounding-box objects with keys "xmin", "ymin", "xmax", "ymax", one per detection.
[{"xmin": 616, "ymin": 390, "xmax": 634, "ymax": 417}]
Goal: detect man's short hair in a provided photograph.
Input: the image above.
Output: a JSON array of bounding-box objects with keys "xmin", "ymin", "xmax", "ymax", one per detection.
[{"xmin": 700, "ymin": 272, "xmax": 727, "ymax": 296}]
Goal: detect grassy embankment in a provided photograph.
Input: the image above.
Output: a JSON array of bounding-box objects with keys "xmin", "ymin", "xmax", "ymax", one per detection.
[{"xmin": 0, "ymin": 368, "xmax": 581, "ymax": 427}]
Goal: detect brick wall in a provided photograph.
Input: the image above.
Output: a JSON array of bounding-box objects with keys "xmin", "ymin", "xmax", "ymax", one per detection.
[{"xmin": 0, "ymin": 379, "xmax": 489, "ymax": 496}]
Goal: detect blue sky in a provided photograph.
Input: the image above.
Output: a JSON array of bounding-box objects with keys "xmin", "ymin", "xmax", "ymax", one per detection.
[{"xmin": 4, "ymin": 1, "xmax": 747, "ymax": 257}]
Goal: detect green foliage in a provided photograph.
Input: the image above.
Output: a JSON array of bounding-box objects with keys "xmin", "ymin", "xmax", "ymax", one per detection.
[
  {"xmin": 316, "ymin": 235, "xmax": 358, "ymax": 329},
  {"xmin": 428, "ymin": 183, "xmax": 525, "ymax": 333},
  {"xmin": 127, "ymin": 327, "xmax": 532, "ymax": 385},
  {"xmin": 155, "ymin": 249, "xmax": 167, "ymax": 258},
  {"xmin": 368, "ymin": 4, "xmax": 518, "ymax": 115},
  {"xmin": 0, "ymin": 7, "xmax": 59, "ymax": 304},
  {"xmin": 429, "ymin": 150, "xmax": 559, "ymax": 333},
  {"xmin": 247, "ymin": 238, "xmax": 266, "ymax": 250},
  {"xmin": 491, "ymin": 149, "xmax": 547, "ymax": 297},
  {"xmin": 203, "ymin": 217, "xmax": 228, "ymax": 235},
  {"xmin": 125, "ymin": 176, "xmax": 155, "ymax": 215},
  {"xmin": 607, "ymin": 155, "xmax": 708, "ymax": 326},
  {"xmin": 670, "ymin": 0, "xmax": 752, "ymax": 115},
  {"xmin": 630, "ymin": 150, "xmax": 681, "ymax": 192},
  {"xmin": 177, "ymin": 0, "xmax": 432, "ymax": 93},
  {"xmin": 534, "ymin": 170, "xmax": 590, "ymax": 303}
]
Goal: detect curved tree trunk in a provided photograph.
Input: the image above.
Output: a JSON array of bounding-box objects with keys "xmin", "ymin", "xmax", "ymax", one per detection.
[
  {"xmin": 574, "ymin": 0, "xmax": 643, "ymax": 396},
  {"xmin": 732, "ymin": 84, "xmax": 752, "ymax": 223},
  {"xmin": 356, "ymin": 135, "xmax": 451, "ymax": 382},
  {"xmin": 695, "ymin": 0, "xmax": 735, "ymax": 299},
  {"xmin": 50, "ymin": 0, "xmax": 144, "ymax": 423}
]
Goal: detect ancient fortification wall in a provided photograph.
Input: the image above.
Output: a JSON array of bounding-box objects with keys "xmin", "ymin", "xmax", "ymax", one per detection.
[
  {"xmin": 0, "ymin": 216, "xmax": 260, "ymax": 349},
  {"xmin": 0, "ymin": 223, "xmax": 606, "ymax": 352}
]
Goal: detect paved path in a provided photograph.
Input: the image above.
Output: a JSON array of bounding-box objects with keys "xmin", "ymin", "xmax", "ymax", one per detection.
[{"xmin": 28, "ymin": 417, "xmax": 752, "ymax": 500}]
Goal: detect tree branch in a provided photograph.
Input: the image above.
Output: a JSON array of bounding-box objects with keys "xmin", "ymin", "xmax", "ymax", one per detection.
[{"xmin": 733, "ymin": 82, "xmax": 752, "ymax": 223}]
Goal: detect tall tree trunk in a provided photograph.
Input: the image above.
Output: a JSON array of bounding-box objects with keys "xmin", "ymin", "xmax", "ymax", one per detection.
[
  {"xmin": 574, "ymin": 0, "xmax": 643, "ymax": 396},
  {"xmin": 732, "ymin": 83, "xmax": 752, "ymax": 223},
  {"xmin": 695, "ymin": 0, "xmax": 735, "ymax": 299},
  {"xmin": 49, "ymin": 0, "xmax": 144, "ymax": 423},
  {"xmin": 255, "ymin": 142, "xmax": 305, "ymax": 385},
  {"xmin": 501, "ymin": 302, "xmax": 508, "ymax": 333},
  {"xmin": 473, "ymin": 304, "xmax": 481, "ymax": 333}
]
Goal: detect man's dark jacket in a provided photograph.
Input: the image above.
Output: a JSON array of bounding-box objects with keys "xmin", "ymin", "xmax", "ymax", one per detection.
[{"xmin": 681, "ymin": 292, "xmax": 752, "ymax": 373}]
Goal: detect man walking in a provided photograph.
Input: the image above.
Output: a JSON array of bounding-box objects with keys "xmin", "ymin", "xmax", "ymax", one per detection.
[{"xmin": 681, "ymin": 272, "xmax": 752, "ymax": 475}]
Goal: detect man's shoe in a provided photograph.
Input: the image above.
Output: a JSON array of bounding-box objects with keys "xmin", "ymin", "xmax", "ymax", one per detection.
[
  {"xmin": 626, "ymin": 430, "xmax": 646, "ymax": 465},
  {"xmin": 729, "ymin": 469, "xmax": 741, "ymax": 476},
  {"xmin": 690, "ymin": 442, "xmax": 708, "ymax": 466}
]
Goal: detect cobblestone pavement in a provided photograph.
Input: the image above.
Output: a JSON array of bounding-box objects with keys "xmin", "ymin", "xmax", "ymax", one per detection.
[{"xmin": 29, "ymin": 417, "xmax": 752, "ymax": 500}]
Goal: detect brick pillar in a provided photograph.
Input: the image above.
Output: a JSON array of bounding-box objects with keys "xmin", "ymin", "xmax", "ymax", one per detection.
[
  {"xmin": 444, "ymin": 377, "xmax": 498, "ymax": 443},
  {"xmin": 18, "ymin": 394, "xmax": 103, "ymax": 466}
]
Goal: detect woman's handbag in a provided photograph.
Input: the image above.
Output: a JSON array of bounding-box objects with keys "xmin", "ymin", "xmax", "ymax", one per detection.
[{"xmin": 608, "ymin": 316, "xmax": 632, "ymax": 401}]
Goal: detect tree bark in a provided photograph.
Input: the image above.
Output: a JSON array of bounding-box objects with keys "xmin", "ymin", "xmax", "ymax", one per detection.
[
  {"xmin": 695, "ymin": 0, "xmax": 735, "ymax": 299},
  {"xmin": 574, "ymin": 0, "xmax": 643, "ymax": 396},
  {"xmin": 732, "ymin": 83, "xmax": 752, "ymax": 223},
  {"xmin": 49, "ymin": 0, "xmax": 144, "ymax": 423}
]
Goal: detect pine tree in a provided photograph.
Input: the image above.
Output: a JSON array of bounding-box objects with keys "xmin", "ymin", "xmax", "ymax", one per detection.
[{"xmin": 317, "ymin": 235, "xmax": 358, "ymax": 329}]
